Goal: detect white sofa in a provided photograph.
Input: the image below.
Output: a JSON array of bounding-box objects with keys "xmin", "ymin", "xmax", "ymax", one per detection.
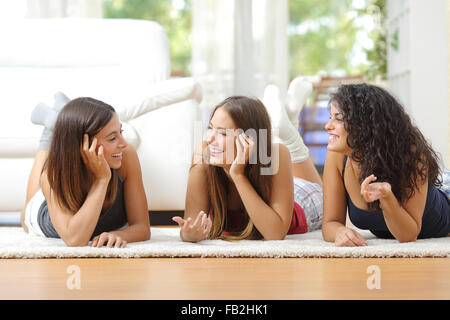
[{"xmin": 0, "ymin": 18, "xmax": 202, "ymax": 214}]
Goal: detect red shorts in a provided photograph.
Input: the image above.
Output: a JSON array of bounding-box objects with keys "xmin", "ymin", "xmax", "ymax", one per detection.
[
  {"xmin": 220, "ymin": 201, "xmax": 308, "ymax": 236},
  {"xmin": 287, "ymin": 201, "xmax": 308, "ymax": 234}
]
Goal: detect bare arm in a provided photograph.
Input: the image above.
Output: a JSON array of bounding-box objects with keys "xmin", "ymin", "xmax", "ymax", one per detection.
[
  {"xmin": 173, "ymin": 141, "xmax": 211, "ymax": 242},
  {"xmin": 110, "ymin": 145, "xmax": 150, "ymax": 243},
  {"xmin": 321, "ymin": 151, "xmax": 367, "ymax": 246},
  {"xmin": 321, "ymin": 151, "xmax": 347, "ymax": 241},
  {"xmin": 42, "ymin": 137, "xmax": 111, "ymax": 247},
  {"xmin": 184, "ymin": 141, "xmax": 210, "ymax": 220},
  {"xmin": 42, "ymin": 176, "xmax": 109, "ymax": 247},
  {"xmin": 231, "ymin": 142, "xmax": 294, "ymax": 240},
  {"xmin": 361, "ymin": 174, "xmax": 427, "ymax": 242}
]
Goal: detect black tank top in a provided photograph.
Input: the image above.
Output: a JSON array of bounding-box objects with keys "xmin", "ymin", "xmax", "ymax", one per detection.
[
  {"xmin": 342, "ymin": 157, "xmax": 450, "ymax": 239},
  {"xmin": 37, "ymin": 173, "xmax": 128, "ymax": 239}
]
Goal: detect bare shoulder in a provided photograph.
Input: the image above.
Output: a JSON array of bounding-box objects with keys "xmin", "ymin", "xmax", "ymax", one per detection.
[
  {"xmin": 324, "ymin": 150, "xmax": 346, "ymax": 176},
  {"xmin": 39, "ymin": 169, "xmax": 50, "ymax": 196},
  {"xmin": 271, "ymin": 143, "xmax": 292, "ymax": 173},
  {"xmin": 276, "ymin": 142, "xmax": 290, "ymax": 160},
  {"xmin": 262, "ymin": 143, "xmax": 293, "ymax": 182},
  {"xmin": 118, "ymin": 145, "xmax": 141, "ymax": 180}
]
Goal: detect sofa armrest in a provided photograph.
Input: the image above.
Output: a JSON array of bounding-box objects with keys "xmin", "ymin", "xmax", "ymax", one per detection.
[
  {"xmin": 129, "ymin": 98, "xmax": 199, "ymax": 211},
  {"xmin": 117, "ymin": 77, "xmax": 202, "ymax": 122}
]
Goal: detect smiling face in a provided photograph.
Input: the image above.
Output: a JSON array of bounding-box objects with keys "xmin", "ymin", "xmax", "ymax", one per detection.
[
  {"xmin": 205, "ymin": 106, "xmax": 238, "ymax": 167},
  {"xmin": 94, "ymin": 113, "xmax": 128, "ymax": 169},
  {"xmin": 324, "ymin": 102, "xmax": 350, "ymax": 155}
]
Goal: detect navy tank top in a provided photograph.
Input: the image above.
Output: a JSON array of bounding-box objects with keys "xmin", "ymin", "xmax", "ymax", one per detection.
[
  {"xmin": 37, "ymin": 173, "xmax": 128, "ymax": 239},
  {"xmin": 342, "ymin": 157, "xmax": 450, "ymax": 239}
]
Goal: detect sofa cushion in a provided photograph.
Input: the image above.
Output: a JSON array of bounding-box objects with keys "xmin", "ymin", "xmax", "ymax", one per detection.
[
  {"xmin": 0, "ymin": 18, "xmax": 173, "ymax": 157},
  {"xmin": 0, "ymin": 18, "xmax": 170, "ymax": 82},
  {"xmin": 0, "ymin": 67, "xmax": 201, "ymax": 156},
  {"xmin": 0, "ymin": 67, "xmax": 154, "ymax": 156},
  {"xmin": 0, "ymin": 18, "xmax": 199, "ymax": 211}
]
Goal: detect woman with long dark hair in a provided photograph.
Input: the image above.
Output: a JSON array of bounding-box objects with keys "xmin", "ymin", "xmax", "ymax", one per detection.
[
  {"xmin": 173, "ymin": 92, "xmax": 323, "ymax": 242},
  {"xmin": 21, "ymin": 96, "xmax": 150, "ymax": 247},
  {"xmin": 322, "ymin": 83, "xmax": 449, "ymax": 245}
]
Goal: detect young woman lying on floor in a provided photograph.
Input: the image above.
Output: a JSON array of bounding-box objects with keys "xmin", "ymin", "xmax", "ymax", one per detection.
[
  {"xmin": 321, "ymin": 83, "xmax": 450, "ymax": 246},
  {"xmin": 173, "ymin": 83, "xmax": 323, "ymax": 242},
  {"xmin": 21, "ymin": 94, "xmax": 150, "ymax": 247}
]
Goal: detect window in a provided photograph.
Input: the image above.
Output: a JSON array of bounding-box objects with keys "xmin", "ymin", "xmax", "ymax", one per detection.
[{"xmin": 103, "ymin": 0, "xmax": 192, "ymax": 76}]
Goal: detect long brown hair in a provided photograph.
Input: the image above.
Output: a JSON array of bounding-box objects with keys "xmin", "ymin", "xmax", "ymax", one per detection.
[
  {"xmin": 44, "ymin": 97, "xmax": 118, "ymax": 213},
  {"xmin": 205, "ymin": 96, "xmax": 274, "ymax": 240}
]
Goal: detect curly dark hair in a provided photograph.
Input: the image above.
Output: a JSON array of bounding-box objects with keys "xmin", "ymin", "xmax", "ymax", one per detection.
[{"xmin": 330, "ymin": 83, "xmax": 442, "ymax": 210}]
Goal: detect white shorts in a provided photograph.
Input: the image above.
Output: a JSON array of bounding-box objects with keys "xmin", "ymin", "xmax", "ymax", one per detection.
[{"xmin": 24, "ymin": 189, "xmax": 46, "ymax": 237}]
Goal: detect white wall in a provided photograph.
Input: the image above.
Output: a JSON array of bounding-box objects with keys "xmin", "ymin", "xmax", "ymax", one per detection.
[
  {"xmin": 447, "ymin": 0, "xmax": 450, "ymax": 169},
  {"xmin": 387, "ymin": 0, "xmax": 449, "ymax": 168},
  {"xmin": 26, "ymin": 0, "xmax": 103, "ymax": 18}
]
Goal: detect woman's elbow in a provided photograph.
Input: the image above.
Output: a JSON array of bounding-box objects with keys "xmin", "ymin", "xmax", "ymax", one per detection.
[
  {"xmin": 144, "ymin": 228, "xmax": 151, "ymax": 241},
  {"xmin": 396, "ymin": 226, "xmax": 420, "ymax": 243},
  {"xmin": 395, "ymin": 230, "xmax": 419, "ymax": 243},
  {"xmin": 58, "ymin": 230, "xmax": 89, "ymax": 247},
  {"xmin": 264, "ymin": 231, "xmax": 287, "ymax": 241},
  {"xmin": 264, "ymin": 236, "xmax": 285, "ymax": 241},
  {"xmin": 64, "ymin": 237, "xmax": 89, "ymax": 247},
  {"xmin": 136, "ymin": 224, "xmax": 151, "ymax": 241},
  {"xmin": 321, "ymin": 222, "xmax": 335, "ymax": 243},
  {"xmin": 396, "ymin": 235, "xmax": 417, "ymax": 243}
]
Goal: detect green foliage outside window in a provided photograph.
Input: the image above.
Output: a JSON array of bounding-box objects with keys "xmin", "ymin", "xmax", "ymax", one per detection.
[
  {"xmin": 103, "ymin": 0, "xmax": 386, "ymax": 80},
  {"xmin": 356, "ymin": 0, "xmax": 387, "ymax": 80},
  {"xmin": 289, "ymin": 0, "xmax": 386, "ymax": 80},
  {"xmin": 289, "ymin": 0, "xmax": 358, "ymax": 77},
  {"xmin": 103, "ymin": 0, "xmax": 192, "ymax": 76}
]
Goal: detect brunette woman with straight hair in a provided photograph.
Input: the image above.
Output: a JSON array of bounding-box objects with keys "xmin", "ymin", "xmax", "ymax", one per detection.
[
  {"xmin": 173, "ymin": 93, "xmax": 323, "ymax": 242},
  {"xmin": 21, "ymin": 96, "xmax": 150, "ymax": 247}
]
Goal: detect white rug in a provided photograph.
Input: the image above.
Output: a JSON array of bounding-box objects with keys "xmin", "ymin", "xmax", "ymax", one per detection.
[{"xmin": 0, "ymin": 226, "xmax": 449, "ymax": 258}]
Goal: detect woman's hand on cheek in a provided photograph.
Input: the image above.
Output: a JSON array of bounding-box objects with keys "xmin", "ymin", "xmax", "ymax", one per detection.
[
  {"xmin": 80, "ymin": 134, "xmax": 111, "ymax": 182},
  {"xmin": 230, "ymin": 133, "xmax": 254, "ymax": 179}
]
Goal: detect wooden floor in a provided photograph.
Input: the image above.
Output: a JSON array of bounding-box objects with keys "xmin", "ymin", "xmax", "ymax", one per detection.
[{"xmin": 0, "ymin": 257, "xmax": 449, "ymax": 300}]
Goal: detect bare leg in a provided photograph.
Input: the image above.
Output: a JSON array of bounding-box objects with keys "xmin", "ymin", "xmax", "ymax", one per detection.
[
  {"xmin": 20, "ymin": 150, "xmax": 49, "ymax": 232},
  {"xmin": 292, "ymin": 157, "xmax": 322, "ymax": 187}
]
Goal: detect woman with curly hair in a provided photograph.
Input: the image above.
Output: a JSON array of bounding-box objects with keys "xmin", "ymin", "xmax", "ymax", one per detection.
[{"xmin": 322, "ymin": 83, "xmax": 449, "ymax": 246}]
